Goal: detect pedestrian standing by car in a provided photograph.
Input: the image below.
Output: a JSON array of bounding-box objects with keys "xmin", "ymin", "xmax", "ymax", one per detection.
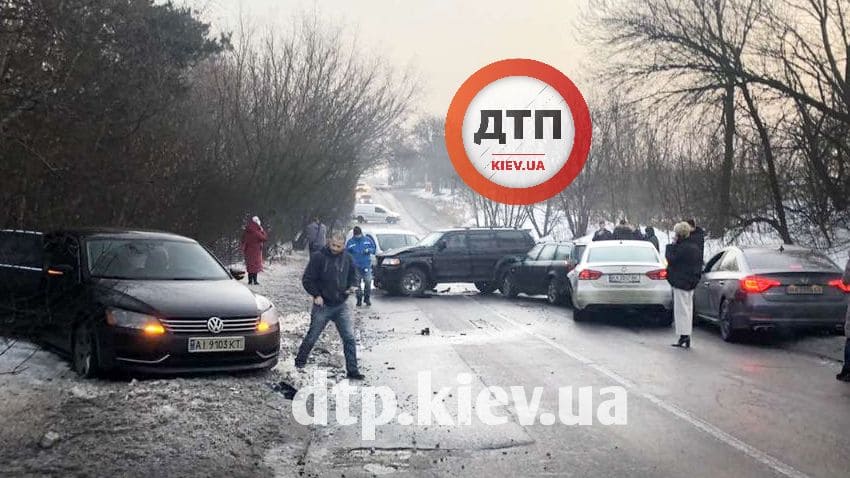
[
  {"xmin": 665, "ymin": 222, "xmax": 703, "ymax": 348},
  {"xmin": 305, "ymin": 216, "xmax": 327, "ymax": 255},
  {"xmin": 612, "ymin": 219, "xmax": 636, "ymax": 240},
  {"xmin": 241, "ymin": 216, "xmax": 267, "ymax": 285},
  {"xmin": 295, "ymin": 233, "xmax": 364, "ymax": 380},
  {"xmin": 593, "ymin": 221, "xmax": 613, "ymax": 241},
  {"xmin": 644, "ymin": 226, "xmax": 660, "ymax": 251},
  {"xmin": 685, "ymin": 218, "xmax": 706, "ymax": 264},
  {"xmin": 837, "ymin": 251, "xmax": 850, "ymax": 382},
  {"xmin": 346, "ymin": 226, "xmax": 376, "ymax": 307}
]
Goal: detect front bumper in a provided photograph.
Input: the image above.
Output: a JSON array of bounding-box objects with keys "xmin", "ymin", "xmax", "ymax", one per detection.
[
  {"xmin": 374, "ymin": 265, "xmax": 404, "ymax": 290},
  {"xmin": 97, "ymin": 326, "xmax": 280, "ymax": 374}
]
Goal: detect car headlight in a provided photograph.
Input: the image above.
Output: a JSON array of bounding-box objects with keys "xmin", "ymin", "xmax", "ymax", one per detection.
[
  {"xmin": 106, "ymin": 308, "xmax": 165, "ymax": 335},
  {"xmin": 255, "ymin": 294, "xmax": 279, "ymax": 332},
  {"xmin": 383, "ymin": 257, "xmax": 401, "ymax": 266}
]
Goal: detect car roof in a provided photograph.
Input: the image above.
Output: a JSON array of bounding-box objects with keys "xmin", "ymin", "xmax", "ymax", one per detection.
[
  {"xmin": 436, "ymin": 228, "xmax": 532, "ymax": 233},
  {"xmin": 48, "ymin": 228, "xmax": 196, "ymax": 243},
  {"xmin": 586, "ymin": 240, "xmax": 655, "ymax": 248},
  {"xmin": 354, "ymin": 227, "xmax": 418, "ymax": 236}
]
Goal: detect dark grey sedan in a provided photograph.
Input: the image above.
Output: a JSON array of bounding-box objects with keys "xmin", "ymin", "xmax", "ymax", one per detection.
[{"xmin": 694, "ymin": 246, "xmax": 849, "ymax": 341}]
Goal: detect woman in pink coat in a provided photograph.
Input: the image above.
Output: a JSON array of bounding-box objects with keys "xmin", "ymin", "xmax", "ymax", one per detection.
[{"xmin": 241, "ymin": 216, "xmax": 267, "ymax": 285}]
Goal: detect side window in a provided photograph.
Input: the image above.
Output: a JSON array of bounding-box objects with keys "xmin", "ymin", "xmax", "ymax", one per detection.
[
  {"xmin": 537, "ymin": 244, "xmax": 557, "ymax": 261},
  {"xmin": 497, "ymin": 230, "xmax": 531, "ymax": 250},
  {"xmin": 374, "ymin": 207, "xmax": 386, "ymax": 214},
  {"xmin": 572, "ymin": 245, "xmax": 587, "ymax": 263},
  {"xmin": 554, "ymin": 244, "xmax": 572, "ymax": 261},
  {"xmin": 443, "ymin": 233, "xmax": 467, "ymax": 251},
  {"xmin": 718, "ymin": 250, "xmax": 740, "ymax": 272},
  {"xmin": 526, "ymin": 244, "xmax": 544, "ymax": 260},
  {"xmin": 705, "ymin": 252, "xmax": 725, "ymax": 272},
  {"xmin": 467, "ymin": 232, "xmax": 497, "ymax": 250}
]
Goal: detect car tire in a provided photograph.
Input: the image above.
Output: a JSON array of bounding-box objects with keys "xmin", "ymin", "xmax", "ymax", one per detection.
[
  {"xmin": 573, "ymin": 308, "xmax": 591, "ymax": 322},
  {"xmin": 356, "ymin": 216, "xmax": 365, "ymax": 223},
  {"xmin": 474, "ymin": 281, "xmax": 497, "ymax": 295},
  {"xmin": 73, "ymin": 321, "xmax": 99, "ymax": 379},
  {"xmin": 501, "ymin": 272, "xmax": 518, "ymax": 298},
  {"xmin": 399, "ymin": 267, "xmax": 428, "ymax": 296},
  {"xmin": 719, "ymin": 300, "xmax": 746, "ymax": 342},
  {"xmin": 546, "ymin": 278, "xmax": 564, "ymax": 305}
]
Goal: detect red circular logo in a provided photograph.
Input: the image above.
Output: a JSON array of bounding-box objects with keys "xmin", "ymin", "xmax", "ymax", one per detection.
[{"xmin": 445, "ymin": 59, "xmax": 591, "ymax": 205}]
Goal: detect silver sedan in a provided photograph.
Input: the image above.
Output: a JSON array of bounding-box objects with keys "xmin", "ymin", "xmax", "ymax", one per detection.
[{"xmin": 567, "ymin": 240, "xmax": 672, "ymax": 323}]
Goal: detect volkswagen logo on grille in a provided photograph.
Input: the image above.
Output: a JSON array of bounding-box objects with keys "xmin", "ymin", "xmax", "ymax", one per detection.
[
  {"xmin": 621, "ymin": 266, "xmax": 627, "ymax": 273},
  {"xmin": 207, "ymin": 317, "xmax": 224, "ymax": 334}
]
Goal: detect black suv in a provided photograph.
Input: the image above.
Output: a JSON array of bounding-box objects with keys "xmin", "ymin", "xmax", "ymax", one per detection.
[
  {"xmin": 498, "ymin": 239, "xmax": 587, "ymax": 305},
  {"xmin": 374, "ymin": 228, "xmax": 535, "ymax": 295}
]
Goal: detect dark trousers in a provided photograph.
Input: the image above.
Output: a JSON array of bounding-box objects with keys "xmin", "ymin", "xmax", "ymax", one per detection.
[
  {"xmin": 844, "ymin": 338, "xmax": 850, "ymax": 373},
  {"xmin": 295, "ymin": 303, "xmax": 359, "ymax": 374},
  {"xmin": 247, "ymin": 273, "xmax": 258, "ymax": 284}
]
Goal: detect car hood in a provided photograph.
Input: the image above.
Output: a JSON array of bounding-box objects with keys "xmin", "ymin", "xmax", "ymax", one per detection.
[
  {"xmin": 378, "ymin": 244, "xmax": 429, "ymax": 257},
  {"xmin": 92, "ymin": 279, "xmax": 259, "ymax": 318}
]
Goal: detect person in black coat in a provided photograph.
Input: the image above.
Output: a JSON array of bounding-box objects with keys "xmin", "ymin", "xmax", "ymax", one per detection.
[
  {"xmin": 665, "ymin": 222, "xmax": 703, "ymax": 348},
  {"xmin": 644, "ymin": 226, "xmax": 659, "ymax": 251},
  {"xmin": 593, "ymin": 221, "xmax": 613, "ymax": 241},
  {"xmin": 685, "ymin": 219, "xmax": 706, "ymax": 264},
  {"xmin": 612, "ymin": 219, "xmax": 636, "ymax": 240}
]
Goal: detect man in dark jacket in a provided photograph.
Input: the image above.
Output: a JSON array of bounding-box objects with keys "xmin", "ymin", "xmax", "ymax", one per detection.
[
  {"xmin": 593, "ymin": 221, "xmax": 613, "ymax": 241},
  {"xmin": 644, "ymin": 226, "xmax": 659, "ymax": 251},
  {"xmin": 305, "ymin": 216, "xmax": 328, "ymax": 255},
  {"xmin": 685, "ymin": 219, "xmax": 706, "ymax": 263},
  {"xmin": 665, "ymin": 222, "xmax": 703, "ymax": 348},
  {"xmin": 295, "ymin": 233, "xmax": 364, "ymax": 379},
  {"xmin": 838, "ymin": 252, "xmax": 850, "ymax": 382},
  {"xmin": 612, "ymin": 219, "xmax": 637, "ymax": 240}
]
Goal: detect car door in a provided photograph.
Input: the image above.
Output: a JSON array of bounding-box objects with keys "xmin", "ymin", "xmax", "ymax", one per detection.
[
  {"xmin": 709, "ymin": 249, "xmax": 742, "ymax": 316},
  {"xmin": 513, "ymin": 244, "xmax": 544, "ymax": 287},
  {"xmin": 41, "ymin": 234, "xmax": 87, "ymax": 351},
  {"xmin": 433, "ymin": 232, "xmax": 471, "ymax": 281},
  {"xmin": 694, "ymin": 252, "xmax": 724, "ymax": 317},
  {"xmin": 0, "ymin": 230, "xmax": 45, "ymax": 304},
  {"xmin": 529, "ymin": 243, "xmax": 558, "ymax": 293},
  {"xmin": 467, "ymin": 231, "xmax": 499, "ymax": 281},
  {"xmin": 551, "ymin": 243, "xmax": 574, "ymax": 289},
  {"xmin": 372, "ymin": 206, "xmax": 388, "ymax": 222}
]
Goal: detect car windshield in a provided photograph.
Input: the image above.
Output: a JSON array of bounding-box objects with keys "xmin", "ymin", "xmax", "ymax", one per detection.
[
  {"xmin": 743, "ymin": 249, "xmax": 839, "ymax": 272},
  {"xmin": 587, "ymin": 246, "xmax": 659, "ymax": 263},
  {"xmin": 418, "ymin": 232, "xmax": 444, "ymax": 247},
  {"xmin": 87, "ymin": 239, "xmax": 229, "ymax": 280},
  {"xmin": 376, "ymin": 233, "xmax": 419, "ymax": 250}
]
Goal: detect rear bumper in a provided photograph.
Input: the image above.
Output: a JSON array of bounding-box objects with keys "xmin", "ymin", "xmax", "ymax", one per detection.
[
  {"xmin": 574, "ymin": 285, "xmax": 672, "ymax": 310},
  {"xmin": 729, "ymin": 300, "xmax": 846, "ymax": 330},
  {"xmin": 97, "ymin": 326, "xmax": 280, "ymax": 374}
]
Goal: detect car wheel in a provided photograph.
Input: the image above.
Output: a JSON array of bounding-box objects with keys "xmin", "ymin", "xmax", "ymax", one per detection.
[
  {"xmin": 501, "ymin": 272, "xmax": 518, "ymax": 298},
  {"xmin": 400, "ymin": 267, "xmax": 428, "ymax": 296},
  {"xmin": 356, "ymin": 216, "xmax": 365, "ymax": 223},
  {"xmin": 546, "ymin": 279, "xmax": 564, "ymax": 305},
  {"xmin": 73, "ymin": 322, "xmax": 99, "ymax": 379},
  {"xmin": 474, "ymin": 281, "xmax": 496, "ymax": 294},
  {"xmin": 719, "ymin": 300, "xmax": 746, "ymax": 342},
  {"xmin": 573, "ymin": 308, "xmax": 591, "ymax": 322}
]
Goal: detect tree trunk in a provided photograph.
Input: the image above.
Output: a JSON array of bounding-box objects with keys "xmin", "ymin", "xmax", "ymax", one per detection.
[{"xmin": 714, "ymin": 78, "xmax": 736, "ymax": 236}]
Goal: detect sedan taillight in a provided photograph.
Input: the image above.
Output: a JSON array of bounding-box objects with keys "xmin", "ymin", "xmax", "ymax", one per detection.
[
  {"xmin": 646, "ymin": 269, "xmax": 667, "ymax": 280},
  {"xmin": 828, "ymin": 279, "xmax": 850, "ymax": 293},
  {"xmin": 578, "ymin": 269, "xmax": 603, "ymax": 280},
  {"xmin": 740, "ymin": 275, "xmax": 781, "ymax": 293}
]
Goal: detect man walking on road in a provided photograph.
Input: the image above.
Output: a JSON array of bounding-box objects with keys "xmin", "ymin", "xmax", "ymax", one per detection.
[
  {"xmin": 295, "ymin": 233, "xmax": 365, "ymax": 380},
  {"xmin": 346, "ymin": 226, "xmax": 376, "ymax": 307},
  {"xmin": 305, "ymin": 216, "xmax": 327, "ymax": 255}
]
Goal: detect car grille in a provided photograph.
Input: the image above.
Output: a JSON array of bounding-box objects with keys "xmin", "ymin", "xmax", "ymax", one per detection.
[{"xmin": 159, "ymin": 316, "xmax": 259, "ymax": 334}]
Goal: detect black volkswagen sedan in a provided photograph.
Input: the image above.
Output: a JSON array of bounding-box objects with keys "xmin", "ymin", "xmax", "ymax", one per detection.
[
  {"xmin": 694, "ymin": 245, "xmax": 849, "ymax": 341},
  {"xmin": 0, "ymin": 229, "xmax": 280, "ymax": 377}
]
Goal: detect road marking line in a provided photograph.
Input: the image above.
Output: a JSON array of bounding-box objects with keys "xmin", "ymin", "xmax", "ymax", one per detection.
[{"xmin": 474, "ymin": 298, "xmax": 812, "ymax": 478}]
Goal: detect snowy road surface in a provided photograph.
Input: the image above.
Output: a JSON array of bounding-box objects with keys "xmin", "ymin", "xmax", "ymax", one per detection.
[{"xmin": 1, "ymin": 187, "xmax": 848, "ymax": 477}]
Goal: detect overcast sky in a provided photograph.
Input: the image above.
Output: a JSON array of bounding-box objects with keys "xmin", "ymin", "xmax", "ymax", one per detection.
[{"xmin": 195, "ymin": 0, "xmax": 591, "ymax": 118}]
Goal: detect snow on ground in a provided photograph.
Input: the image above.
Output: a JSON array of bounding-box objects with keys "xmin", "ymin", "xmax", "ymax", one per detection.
[{"xmin": 0, "ymin": 252, "xmax": 369, "ymax": 478}]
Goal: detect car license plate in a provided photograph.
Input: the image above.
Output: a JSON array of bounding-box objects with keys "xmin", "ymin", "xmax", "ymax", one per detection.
[
  {"xmin": 608, "ymin": 274, "xmax": 640, "ymax": 283},
  {"xmin": 188, "ymin": 336, "xmax": 245, "ymax": 353},
  {"xmin": 786, "ymin": 284, "xmax": 823, "ymax": 295}
]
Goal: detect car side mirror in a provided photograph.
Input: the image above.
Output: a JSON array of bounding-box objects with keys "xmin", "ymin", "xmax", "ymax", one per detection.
[
  {"xmin": 46, "ymin": 264, "xmax": 73, "ymax": 277},
  {"xmin": 230, "ymin": 268, "xmax": 246, "ymax": 281},
  {"xmin": 437, "ymin": 240, "xmax": 447, "ymax": 251}
]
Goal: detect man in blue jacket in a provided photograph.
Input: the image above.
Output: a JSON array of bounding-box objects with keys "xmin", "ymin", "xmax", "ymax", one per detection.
[{"xmin": 346, "ymin": 226, "xmax": 377, "ymax": 306}]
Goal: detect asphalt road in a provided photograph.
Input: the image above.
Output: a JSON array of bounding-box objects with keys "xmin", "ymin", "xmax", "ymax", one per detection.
[{"xmin": 293, "ymin": 187, "xmax": 850, "ymax": 477}]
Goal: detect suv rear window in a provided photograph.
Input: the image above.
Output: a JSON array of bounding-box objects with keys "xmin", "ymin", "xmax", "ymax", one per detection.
[
  {"xmin": 743, "ymin": 249, "xmax": 839, "ymax": 272},
  {"xmin": 587, "ymin": 246, "xmax": 658, "ymax": 263}
]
